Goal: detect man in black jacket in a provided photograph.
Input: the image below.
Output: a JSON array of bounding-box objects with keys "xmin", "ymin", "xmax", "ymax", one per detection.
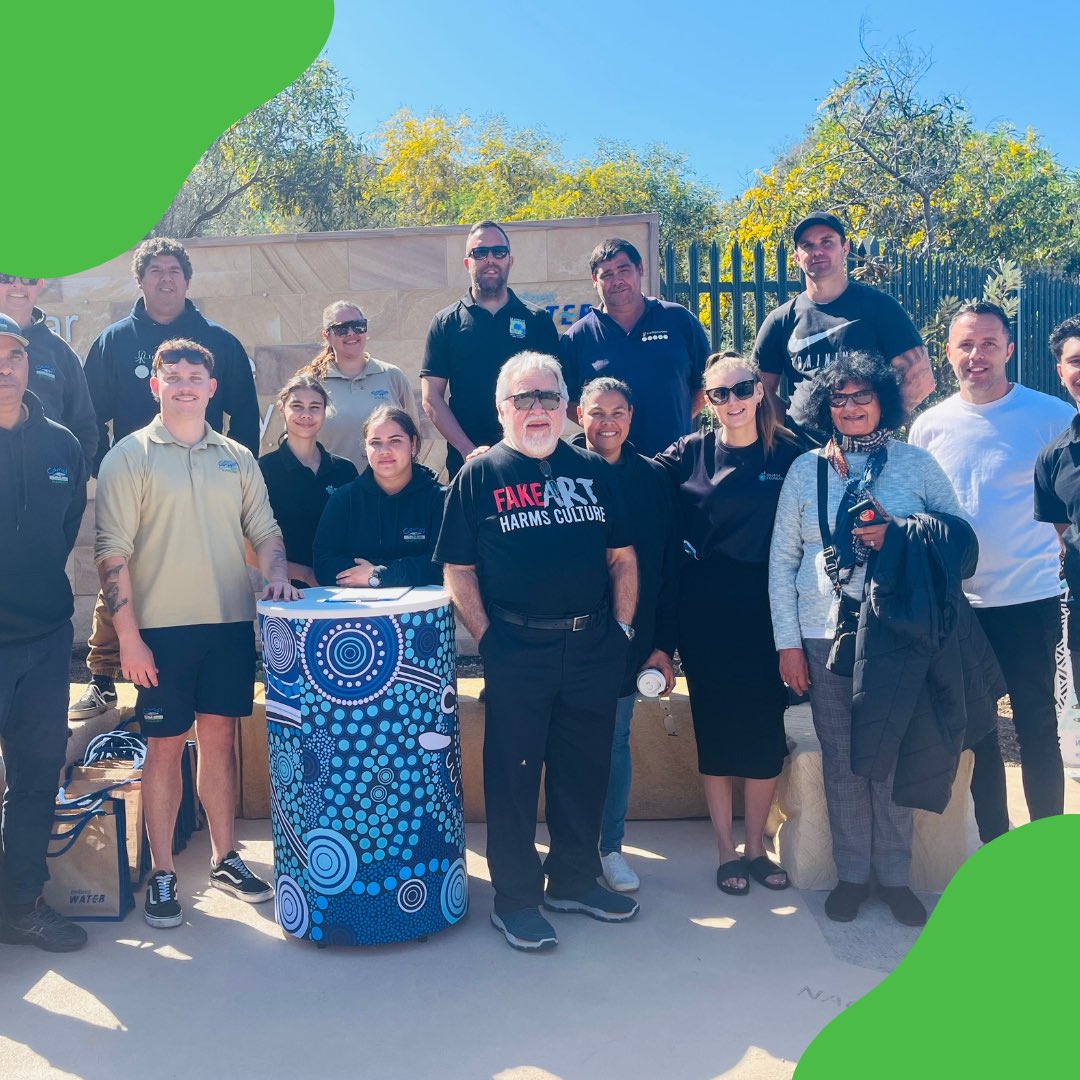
[
  {"xmin": 0, "ymin": 273, "xmax": 97, "ymax": 472},
  {"xmin": 573, "ymin": 376, "xmax": 680, "ymax": 892},
  {"xmin": 0, "ymin": 313, "xmax": 88, "ymax": 952},
  {"xmin": 73, "ymin": 238, "xmax": 261, "ymax": 720}
]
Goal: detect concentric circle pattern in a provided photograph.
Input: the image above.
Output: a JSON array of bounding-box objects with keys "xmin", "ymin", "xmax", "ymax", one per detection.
[
  {"xmin": 440, "ymin": 858, "xmax": 468, "ymax": 923},
  {"xmin": 305, "ymin": 829, "xmax": 358, "ymax": 895},
  {"xmin": 397, "ymin": 878, "xmax": 428, "ymax": 914},
  {"xmin": 262, "ymin": 617, "xmax": 297, "ymax": 674},
  {"xmin": 275, "ymin": 875, "xmax": 309, "ymax": 937},
  {"xmin": 301, "ymin": 619, "xmax": 402, "ymax": 704}
]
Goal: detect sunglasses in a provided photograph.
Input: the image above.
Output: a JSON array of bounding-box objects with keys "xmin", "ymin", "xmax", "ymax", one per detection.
[
  {"xmin": 829, "ymin": 390, "xmax": 877, "ymax": 407},
  {"xmin": 326, "ymin": 318, "xmax": 368, "ymax": 336},
  {"xmin": 505, "ymin": 390, "xmax": 563, "ymax": 411},
  {"xmin": 468, "ymin": 245, "xmax": 510, "ymax": 261},
  {"xmin": 705, "ymin": 379, "xmax": 758, "ymax": 405},
  {"xmin": 0, "ymin": 274, "xmax": 42, "ymax": 286}
]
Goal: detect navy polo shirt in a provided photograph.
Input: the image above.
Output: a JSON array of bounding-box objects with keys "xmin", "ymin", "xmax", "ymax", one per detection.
[
  {"xmin": 559, "ymin": 297, "xmax": 709, "ymax": 456},
  {"xmin": 258, "ymin": 441, "xmax": 358, "ymax": 568},
  {"xmin": 421, "ymin": 288, "xmax": 560, "ymax": 455}
]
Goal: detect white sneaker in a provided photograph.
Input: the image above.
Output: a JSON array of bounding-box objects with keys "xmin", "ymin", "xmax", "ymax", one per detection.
[{"xmin": 600, "ymin": 851, "xmax": 640, "ymax": 893}]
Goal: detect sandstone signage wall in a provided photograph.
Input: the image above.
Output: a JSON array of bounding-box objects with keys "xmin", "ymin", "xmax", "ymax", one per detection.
[{"xmin": 54, "ymin": 214, "xmax": 660, "ymax": 642}]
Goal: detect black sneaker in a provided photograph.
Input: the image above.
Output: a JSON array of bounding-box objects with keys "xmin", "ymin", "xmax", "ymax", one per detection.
[
  {"xmin": 490, "ymin": 907, "xmax": 558, "ymax": 952},
  {"xmin": 824, "ymin": 880, "xmax": 871, "ymax": 922},
  {"xmin": 68, "ymin": 681, "xmax": 118, "ymax": 720},
  {"xmin": 145, "ymin": 870, "xmax": 183, "ymax": 928},
  {"xmin": 878, "ymin": 885, "xmax": 928, "ymax": 927},
  {"xmin": 0, "ymin": 899, "xmax": 88, "ymax": 952},
  {"xmin": 543, "ymin": 884, "xmax": 639, "ymax": 922},
  {"xmin": 209, "ymin": 851, "xmax": 274, "ymax": 903}
]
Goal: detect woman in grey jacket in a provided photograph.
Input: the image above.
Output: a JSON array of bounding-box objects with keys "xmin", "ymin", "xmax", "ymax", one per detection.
[{"xmin": 768, "ymin": 350, "xmax": 963, "ymax": 927}]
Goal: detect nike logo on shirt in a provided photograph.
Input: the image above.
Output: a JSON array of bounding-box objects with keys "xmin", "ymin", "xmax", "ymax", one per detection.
[{"xmin": 788, "ymin": 320, "xmax": 859, "ymax": 353}]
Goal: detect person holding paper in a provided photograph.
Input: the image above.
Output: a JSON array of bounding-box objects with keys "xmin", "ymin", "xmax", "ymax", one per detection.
[{"xmin": 312, "ymin": 406, "xmax": 445, "ymax": 588}]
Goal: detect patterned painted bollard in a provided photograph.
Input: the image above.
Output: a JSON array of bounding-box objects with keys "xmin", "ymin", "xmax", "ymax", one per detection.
[{"xmin": 257, "ymin": 587, "xmax": 466, "ymax": 946}]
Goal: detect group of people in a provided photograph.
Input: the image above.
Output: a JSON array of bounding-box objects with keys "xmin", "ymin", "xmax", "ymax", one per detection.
[{"xmin": 0, "ymin": 209, "xmax": 1075, "ymax": 956}]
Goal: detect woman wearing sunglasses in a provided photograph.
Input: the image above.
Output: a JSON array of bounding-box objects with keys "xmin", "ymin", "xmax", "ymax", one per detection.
[
  {"xmin": 253, "ymin": 374, "xmax": 357, "ymax": 588},
  {"xmin": 313, "ymin": 406, "xmax": 444, "ymax": 589},
  {"xmin": 657, "ymin": 352, "xmax": 800, "ymax": 895},
  {"xmin": 769, "ymin": 350, "xmax": 964, "ymax": 927},
  {"xmin": 301, "ymin": 301, "xmax": 420, "ymax": 470}
]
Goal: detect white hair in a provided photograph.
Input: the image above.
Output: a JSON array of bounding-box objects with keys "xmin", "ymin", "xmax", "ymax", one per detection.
[{"xmin": 494, "ymin": 351, "xmax": 567, "ymax": 406}]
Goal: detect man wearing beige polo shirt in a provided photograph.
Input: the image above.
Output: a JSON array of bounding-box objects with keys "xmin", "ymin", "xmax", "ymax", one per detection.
[{"xmin": 95, "ymin": 338, "xmax": 300, "ymax": 929}]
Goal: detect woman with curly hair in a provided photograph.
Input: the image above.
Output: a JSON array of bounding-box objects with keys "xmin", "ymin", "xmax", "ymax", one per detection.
[
  {"xmin": 769, "ymin": 350, "xmax": 963, "ymax": 927},
  {"xmin": 301, "ymin": 300, "xmax": 420, "ymax": 470}
]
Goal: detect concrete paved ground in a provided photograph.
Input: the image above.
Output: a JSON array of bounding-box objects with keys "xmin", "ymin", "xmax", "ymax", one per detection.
[{"xmin": 2, "ymin": 768, "xmax": 1076, "ymax": 1080}]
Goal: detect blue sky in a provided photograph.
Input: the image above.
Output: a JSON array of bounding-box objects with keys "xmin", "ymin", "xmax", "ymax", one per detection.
[{"xmin": 326, "ymin": 0, "xmax": 1079, "ymax": 198}]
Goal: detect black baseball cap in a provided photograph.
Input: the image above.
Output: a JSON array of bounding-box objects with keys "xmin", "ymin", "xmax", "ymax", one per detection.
[{"xmin": 793, "ymin": 212, "xmax": 847, "ymax": 245}]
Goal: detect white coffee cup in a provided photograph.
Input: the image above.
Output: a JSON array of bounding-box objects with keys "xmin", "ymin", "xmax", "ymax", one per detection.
[{"xmin": 636, "ymin": 667, "xmax": 667, "ymax": 699}]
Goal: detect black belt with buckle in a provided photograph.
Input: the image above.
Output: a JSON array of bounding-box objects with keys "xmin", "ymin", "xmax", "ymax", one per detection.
[{"xmin": 489, "ymin": 603, "xmax": 605, "ymax": 632}]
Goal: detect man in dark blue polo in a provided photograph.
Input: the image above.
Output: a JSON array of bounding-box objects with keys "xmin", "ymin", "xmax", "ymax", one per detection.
[{"xmin": 559, "ymin": 238, "xmax": 709, "ymax": 456}]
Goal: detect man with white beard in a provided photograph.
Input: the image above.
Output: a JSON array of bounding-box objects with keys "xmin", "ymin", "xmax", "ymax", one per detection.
[{"xmin": 436, "ymin": 351, "xmax": 640, "ymax": 952}]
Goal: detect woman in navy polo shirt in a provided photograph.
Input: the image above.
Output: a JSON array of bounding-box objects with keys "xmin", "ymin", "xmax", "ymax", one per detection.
[
  {"xmin": 256, "ymin": 374, "xmax": 358, "ymax": 588},
  {"xmin": 657, "ymin": 353, "xmax": 800, "ymax": 896}
]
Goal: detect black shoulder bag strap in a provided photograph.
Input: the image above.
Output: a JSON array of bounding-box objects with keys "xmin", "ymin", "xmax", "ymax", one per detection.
[{"xmin": 817, "ymin": 453, "xmax": 844, "ymax": 593}]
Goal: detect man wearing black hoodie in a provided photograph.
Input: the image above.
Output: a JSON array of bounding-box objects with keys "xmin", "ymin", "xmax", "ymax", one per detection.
[
  {"xmin": 0, "ymin": 274, "xmax": 97, "ymax": 472},
  {"xmin": 73, "ymin": 238, "xmax": 260, "ymax": 720},
  {"xmin": 0, "ymin": 313, "xmax": 88, "ymax": 952}
]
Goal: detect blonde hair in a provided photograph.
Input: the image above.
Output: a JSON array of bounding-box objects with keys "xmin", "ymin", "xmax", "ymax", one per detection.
[
  {"xmin": 304, "ymin": 300, "xmax": 367, "ymax": 380},
  {"xmin": 704, "ymin": 352, "xmax": 794, "ymax": 456}
]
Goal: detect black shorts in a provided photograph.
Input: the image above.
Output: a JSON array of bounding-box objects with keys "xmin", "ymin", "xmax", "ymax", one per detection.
[{"xmin": 135, "ymin": 622, "xmax": 256, "ymax": 739}]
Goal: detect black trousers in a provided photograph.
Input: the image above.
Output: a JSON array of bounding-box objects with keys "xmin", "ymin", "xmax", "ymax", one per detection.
[
  {"xmin": 972, "ymin": 598, "xmax": 1064, "ymax": 841},
  {"xmin": 480, "ymin": 614, "xmax": 626, "ymax": 915},
  {"xmin": 0, "ymin": 621, "xmax": 72, "ymax": 909}
]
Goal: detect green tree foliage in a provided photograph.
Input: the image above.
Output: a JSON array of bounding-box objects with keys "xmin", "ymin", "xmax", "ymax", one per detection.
[
  {"xmin": 155, "ymin": 59, "xmax": 373, "ymax": 238},
  {"xmin": 728, "ymin": 39, "xmax": 1080, "ymax": 272}
]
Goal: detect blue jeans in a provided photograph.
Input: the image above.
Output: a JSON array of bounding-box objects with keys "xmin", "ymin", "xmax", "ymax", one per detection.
[{"xmin": 600, "ymin": 693, "xmax": 638, "ymax": 854}]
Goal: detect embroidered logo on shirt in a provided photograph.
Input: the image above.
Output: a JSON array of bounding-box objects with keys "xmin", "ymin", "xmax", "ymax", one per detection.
[
  {"xmin": 509, "ymin": 317, "xmax": 527, "ymax": 339},
  {"xmin": 371, "ymin": 389, "xmax": 389, "ymax": 399},
  {"xmin": 591, "ymin": 358, "xmax": 610, "ymax": 372},
  {"xmin": 134, "ymin": 350, "xmax": 151, "ymax": 380},
  {"xmin": 218, "ymin": 459, "xmax": 240, "ymax": 473},
  {"xmin": 47, "ymin": 466, "xmax": 70, "ymax": 484},
  {"xmin": 403, "ymin": 528, "xmax": 427, "ymax": 543},
  {"xmin": 142, "ymin": 708, "xmax": 164, "ymax": 723},
  {"xmin": 325, "ymin": 484, "xmax": 337, "ymax": 495},
  {"xmin": 641, "ymin": 330, "xmax": 669, "ymax": 343},
  {"xmin": 758, "ymin": 472, "xmax": 785, "ymax": 482},
  {"xmin": 34, "ymin": 365, "xmax": 57, "ymax": 380}
]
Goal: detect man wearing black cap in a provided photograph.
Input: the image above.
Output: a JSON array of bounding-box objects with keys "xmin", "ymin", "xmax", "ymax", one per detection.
[
  {"xmin": 0, "ymin": 313, "xmax": 88, "ymax": 952},
  {"xmin": 752, "ymin": 212, "xmax": 934, "ymax": 431}
]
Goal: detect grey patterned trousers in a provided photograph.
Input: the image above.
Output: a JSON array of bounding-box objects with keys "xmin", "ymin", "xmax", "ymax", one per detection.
[{"xmin": 803, "ymin": 638, "xmax": 913, "ymax": 887}]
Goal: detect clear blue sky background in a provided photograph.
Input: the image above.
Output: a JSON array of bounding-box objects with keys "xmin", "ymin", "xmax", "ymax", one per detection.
[{"xmin": 326, "ymin": 0, "xmax": 1078, "ymax": 198}]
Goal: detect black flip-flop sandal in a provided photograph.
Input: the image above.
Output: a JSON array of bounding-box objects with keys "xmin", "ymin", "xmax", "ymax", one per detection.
[
  {"xmin": 746, "ymin": 855, "xmax": 790, "ymax": 890},
  {"xmin": 716, "ymin": 858, "xmax": 749, "ymax": 895}
]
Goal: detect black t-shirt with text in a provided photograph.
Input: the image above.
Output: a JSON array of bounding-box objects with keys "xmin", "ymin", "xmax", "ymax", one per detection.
[
  {"xmin": 434, "ymin": 439, "xmax": 631, "ymax": 618},
  {"xmin": 752, "ymin": 280, "xmax": 922, "ymax": 426}
]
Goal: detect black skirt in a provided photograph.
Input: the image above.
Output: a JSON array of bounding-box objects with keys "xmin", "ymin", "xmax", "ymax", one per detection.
[{"xmin": 677, "ymin": 554, "xmax": 788, "ymax": 779}]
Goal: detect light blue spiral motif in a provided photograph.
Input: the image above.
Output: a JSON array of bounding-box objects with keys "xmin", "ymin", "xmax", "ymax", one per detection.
[
  {"xmin": 275, "ymin": 875, "xmax": 309, "ymax": 936},
  {"xmin": 396, "ymin": 878, "xmax": 427, "ymax": 914},
  {"xmin": 440, "ymin": 858, "xmax": 468, "ymax": 923},
  {"xmin": 262, "ymin": 617, "xmax": 297, "ymax": 674},
  {"xmin": 305, "ymin": 829, "xmax": 358, "ymax": 895}
]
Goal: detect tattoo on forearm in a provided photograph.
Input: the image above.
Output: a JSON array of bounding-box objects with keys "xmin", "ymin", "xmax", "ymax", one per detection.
[
  {"xmin": 267, "ymin": 543, "xmax": 289, "ymax": 581},
  {"xmin": 102, "ymin": 565, "xmax": 130, "ymax": 616}
]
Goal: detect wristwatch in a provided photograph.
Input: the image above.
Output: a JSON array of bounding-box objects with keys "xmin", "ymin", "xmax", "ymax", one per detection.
[
  {"xmin": 618, "ymin": 621, "xmax": 636, "ymax": 641},
  {"xmin": 368, "ymin": 566, "xmax": 387, "ymax": 588}
]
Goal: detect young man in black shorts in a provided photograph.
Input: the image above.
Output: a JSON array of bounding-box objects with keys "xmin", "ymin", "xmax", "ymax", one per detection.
[{"xmin": 94, "ymin": 339, "xmax": 300, "ymax": 928}]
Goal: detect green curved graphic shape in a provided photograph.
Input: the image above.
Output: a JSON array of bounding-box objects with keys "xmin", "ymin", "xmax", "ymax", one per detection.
[
  {"xmin": 795, "ymin": 814, "xmax": 1076, "ymax": 1077},
  {"xmin": 3, "ymin": 0, "xmax": 334, "ymax": 277}
]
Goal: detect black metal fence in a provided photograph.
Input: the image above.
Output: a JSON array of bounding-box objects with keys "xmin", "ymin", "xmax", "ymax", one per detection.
[{"xmin": 660, "ymin": 240, "xmax": 1080, "ymax": 399}]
